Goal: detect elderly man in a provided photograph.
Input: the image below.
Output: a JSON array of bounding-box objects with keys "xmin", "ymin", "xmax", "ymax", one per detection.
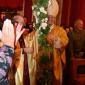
[
  {"xmin": 68, "ymin": 19, "xmax": 85, "ymax": 58},
  {"xmin": 9, "ymin": 15, "xmax": 38, "ymax": 85},
  {"xmin": 47, "ymin": 0, "xmax": 68, "ymax": 85}
]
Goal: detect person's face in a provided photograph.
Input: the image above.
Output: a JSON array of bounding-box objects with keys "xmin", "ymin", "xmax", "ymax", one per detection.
[
  {"xmin": 13, "ymin": 22, "xmax": 18, "ymax": 29},
  {"xmin": 75, "ymin": 20, "xmax": 83, "ymax": 30},
  {"xmin": 48, "ymin": 16, "xmax": 56, "ymax": 26},
  {"xmin": 24, "ymin": 17, "xmax": 28, "ymax": 24},
  {"xmin": 1, "ymin": 13, "xmax": 5, "ymax": 20},
  {"xmin": 66, "ymin": 28, "xmax": 70, "ymax": 33}
]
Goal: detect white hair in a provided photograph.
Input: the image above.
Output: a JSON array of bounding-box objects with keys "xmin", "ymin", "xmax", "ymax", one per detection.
[{"xmin": 13, "ymin": 15, "xmax": 25, "ymax": 25}]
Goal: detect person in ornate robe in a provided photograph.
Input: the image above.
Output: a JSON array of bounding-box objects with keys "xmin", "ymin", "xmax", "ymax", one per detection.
[
  {"xmin": 14, "ymin": 29, "xmax": 38, "ymax": 85},
  {"xmin": 47, "ymin": 0, "xmax": 68, "ymax": 85},
  {"xmin": 8, "ymin": 15, "xmax": 38, "ymax": 85},
  {"xmin": 47, "ymin": 24, "xmax": 68, "ymax": 85}
]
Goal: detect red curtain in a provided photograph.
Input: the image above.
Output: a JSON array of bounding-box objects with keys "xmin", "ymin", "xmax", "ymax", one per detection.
[
  {"xmin": 61, "ymin": 0, "xmax": 72, "ymax": 26},
  {"xmin": 0, "ymin": 0, "xmax": 23, "ymax": 10},
  {"xmin": 70, "ymin": 0, "xmax": 85, "ymax": 26},
  {"xmin": 61, "ymin": 0, "xmax": 85, "ymax": 27},
  {"xmin": 24, "ymin": 0, "xmax": 32, "ymax": 23}
]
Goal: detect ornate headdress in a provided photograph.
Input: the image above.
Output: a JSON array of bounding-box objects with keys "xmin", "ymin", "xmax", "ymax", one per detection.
[
  {"xmin": 47, "ymin": 0, "xmax": 59, "ymax": 17},
  {"xmin": 47, "ymin": 0, "xmax": 59, "ymax": 24}
]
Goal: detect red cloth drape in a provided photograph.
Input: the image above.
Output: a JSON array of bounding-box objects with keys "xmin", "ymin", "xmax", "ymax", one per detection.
[
  {"xmin": 70, "ymin": 0, "xmax": 85, "ymax": 26},
  {"xmin": 24, "ymin": 0, "xmax": 32, "ymax": 23},
  {"xmin": 0, "ymin": 0, "xmax": 23, "ymax": 10},
  {"xmin": 61, "ymin": 0, "xmax": 85, "ymax": 27},
  {"xmin": 61, "ymin": 0, "xmax": 72, "ymax": 26}
]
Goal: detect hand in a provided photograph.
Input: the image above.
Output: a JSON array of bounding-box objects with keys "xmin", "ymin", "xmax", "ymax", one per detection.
[
  {"xmin": 53, "ymin": 37, "xmax": 61, "ymax": 48},
  {"xmin": 2, "ymin": 19, "xmax": 14, "ymax": 48},
  {"xmin": 16, "ymin": 23, "xmax": 25, "ymax": 43},
  {"xmin": 23, "ymin": 47, "xmax": 33, "ymax": 53},
  {"xmin": 47, "ymin": 33, "xmax": 55, "ymax": 45}
]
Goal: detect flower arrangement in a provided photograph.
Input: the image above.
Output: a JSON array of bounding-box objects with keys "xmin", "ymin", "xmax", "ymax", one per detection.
[
  {"xmin": 32, "ymin": 0, "xmax": 53, "ymax": 57},
  {"xmin": 32, "ymin": 1, "xmax": 53, "ymax": 84}
]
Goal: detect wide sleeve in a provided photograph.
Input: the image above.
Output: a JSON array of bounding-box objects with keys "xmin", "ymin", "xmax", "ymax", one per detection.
[
  {"xmin": 59, "ymin": 27, "xmax": 69, "ymax": 48},
  {"xmin": 47, "ymin": 26, "xmax": 69, "ymax": 48}
]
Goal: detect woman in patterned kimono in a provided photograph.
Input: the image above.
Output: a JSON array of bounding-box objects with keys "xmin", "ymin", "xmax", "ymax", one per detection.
[{"xmin": 0, "ymin": 19, "xmax": 25, "ymax": 85}]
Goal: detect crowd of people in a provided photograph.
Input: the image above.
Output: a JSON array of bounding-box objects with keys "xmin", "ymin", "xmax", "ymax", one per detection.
[{"xmin": 0, "ymin": 0, "xmax": 85, "ymax": 85}]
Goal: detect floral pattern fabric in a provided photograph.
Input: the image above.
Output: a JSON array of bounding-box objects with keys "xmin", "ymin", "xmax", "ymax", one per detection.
[{"xmin": 0, "ymin": 45, "xmax": 14, "ymax": 85}]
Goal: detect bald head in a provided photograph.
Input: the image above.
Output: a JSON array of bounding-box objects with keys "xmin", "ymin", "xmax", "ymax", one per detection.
[{"xmin": 74, "ymin": 19, "xmax": 84, "ymax": 30}]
